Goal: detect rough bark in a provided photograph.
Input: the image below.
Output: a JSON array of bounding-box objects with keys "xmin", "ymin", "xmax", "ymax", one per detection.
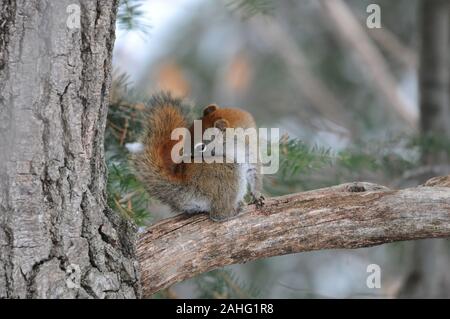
[
  {"xmin": 137, "ymin": 177, "xmax": 450, "ymax": 297},
  {"xmin": 0, "ymin": 0, "xmax": 140, "ymax": 298}
]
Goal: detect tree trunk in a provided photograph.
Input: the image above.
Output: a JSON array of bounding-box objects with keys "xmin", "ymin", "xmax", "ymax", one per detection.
[
  {"xmin": 398, "ymin": 0, "xmax": 450, "ymax": 298},
  {"xmin": 0, "ymin": 0, "xmax": 140, "ymax": 298}
]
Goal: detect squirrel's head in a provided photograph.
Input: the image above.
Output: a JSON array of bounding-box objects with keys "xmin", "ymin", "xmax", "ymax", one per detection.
[
  {"xmin": 188, "ymin": 103, "xmax": 256, "ymax": 159},
  {"xmin": 188, "ymin": 104, "xmax": 229, "ymax": 158},
  {"xmin": 199, "ymin": 104, "xmax": 228, "ymax": 132},
  {"xmin": 199, "ymin": 103, "xmax": 255, "ymax": 130}
]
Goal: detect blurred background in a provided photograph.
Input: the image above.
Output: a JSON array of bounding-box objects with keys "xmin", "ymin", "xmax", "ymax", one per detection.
[{"xmin": 106, "ymin": 0, "xmax": 450, "ymax": 298}]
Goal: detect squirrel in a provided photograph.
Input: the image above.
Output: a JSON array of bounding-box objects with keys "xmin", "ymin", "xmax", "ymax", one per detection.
[{"xmin": 131, "ymin": 92, "xmax": 263, "ymax": 222}]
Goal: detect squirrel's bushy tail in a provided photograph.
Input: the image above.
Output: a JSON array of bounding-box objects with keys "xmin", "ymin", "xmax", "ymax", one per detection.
[{"xmin": 132, "ymin": 93, "xmax": 189, "ymax": 192}]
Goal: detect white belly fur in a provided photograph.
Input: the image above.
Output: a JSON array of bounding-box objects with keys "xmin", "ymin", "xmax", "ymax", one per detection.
[{"xmin": 236, "ymin": 164, "xmax": 249, "ymax": 205}]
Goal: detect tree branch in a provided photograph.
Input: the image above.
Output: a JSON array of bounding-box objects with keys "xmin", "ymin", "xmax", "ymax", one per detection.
[{"xmin": 137, "ymin": 177, "xmax": 450, "ymax": 297}]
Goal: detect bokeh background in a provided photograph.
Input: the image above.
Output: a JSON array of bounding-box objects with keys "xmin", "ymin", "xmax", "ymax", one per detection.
[{"xmin": 106, "ymin": 0, "xmax": 450, "ymax": 298}]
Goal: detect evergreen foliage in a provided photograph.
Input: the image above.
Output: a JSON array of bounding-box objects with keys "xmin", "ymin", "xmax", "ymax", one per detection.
[{"xmin": 118, "ymin": 0, "xmax": 151, "ymax": 34}]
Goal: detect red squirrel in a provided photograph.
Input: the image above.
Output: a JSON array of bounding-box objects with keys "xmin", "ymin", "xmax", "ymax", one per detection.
[{"xmin": 131, "ymin": 92, "xmax": 263, "ymax": 221}]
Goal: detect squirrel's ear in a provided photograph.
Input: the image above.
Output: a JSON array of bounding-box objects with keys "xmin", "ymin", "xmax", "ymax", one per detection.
[
  {"xmin": 203, "ymin": 104, "xmax": 218, "ymax": 116},
  {"xmin": 214, "ymin": 118, "xmax": 229, "ymax": 131}
]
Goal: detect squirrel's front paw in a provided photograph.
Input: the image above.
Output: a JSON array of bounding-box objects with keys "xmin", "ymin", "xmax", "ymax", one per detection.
[{"xmin": 249, "ymin": 193, "xmax": 265, "ymax": 209}]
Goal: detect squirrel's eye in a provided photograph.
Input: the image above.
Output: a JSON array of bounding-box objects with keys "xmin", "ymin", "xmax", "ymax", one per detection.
[{"xmin": 194, "ymin": 142, "xmax": 207, "ymax": 153}]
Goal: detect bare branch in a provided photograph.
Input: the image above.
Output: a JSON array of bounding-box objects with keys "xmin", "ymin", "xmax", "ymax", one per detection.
[
  {"xmin": 318, "ymin": 0, "xmax": 418, "ymax": 128},
  {"xmin": 137, "ymin": 177, "xmax": 450, "ymax": 297},
  {"xmin": 367, "ymin": 27, "xmax": 418, "ymax": 70},
  {"xmin": 249, "ymin": 17, "xmax": 355, "ymax": 136}
]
